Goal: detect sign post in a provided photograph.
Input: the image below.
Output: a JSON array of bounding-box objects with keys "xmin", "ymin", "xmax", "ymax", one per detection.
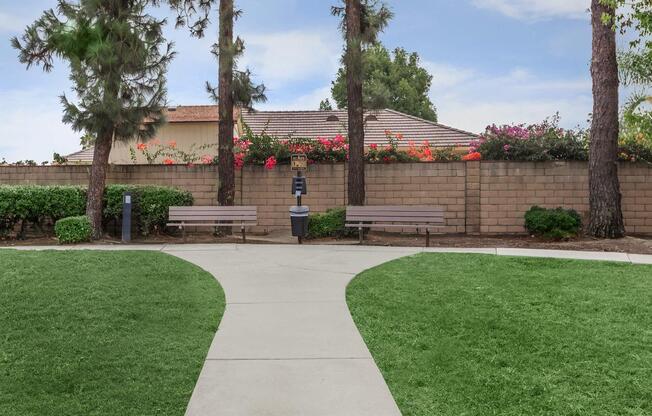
[{"xmin": 289, "ymin": 154, "xmax": 309, "ymax": 244}]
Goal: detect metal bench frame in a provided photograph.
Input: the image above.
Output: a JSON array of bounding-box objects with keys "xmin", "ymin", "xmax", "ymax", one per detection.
[
  {"xmin": 167, "ymin": 206, "xmax": 257, "ymax": 242},
  {"xmin": 345, "ymin": 205, "xmax": 445, "ymax": 247}
]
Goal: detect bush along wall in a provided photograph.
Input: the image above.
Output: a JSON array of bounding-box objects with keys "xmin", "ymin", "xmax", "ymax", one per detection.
[
  {"xmin": 524, "ymin": 206, "xmax": 582, "ymax": 240},
  {"xmin": 0, "ymin": 184, "xmax": 193, "ymax": 239}
]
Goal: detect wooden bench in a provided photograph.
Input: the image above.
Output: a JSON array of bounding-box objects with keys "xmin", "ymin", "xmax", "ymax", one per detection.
[
  {"xmin": 167, "ymin": 206, "xmax": 257, "ymax": 242},
  {"xmin": 345, "ymin": 206, "xmax": 445, "ymax": 247}
]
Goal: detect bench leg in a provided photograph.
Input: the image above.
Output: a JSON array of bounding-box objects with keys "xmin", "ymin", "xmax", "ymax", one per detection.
[
  {"xmin": 358, "ymin": 226, "xmax": 364, "ymax": 244},
  {"xmin": 180, "ymin": 225, "xmax": 186, "ymax": 243},
  {"xmin": 241, "ymin": 225, "xmax": 246, "ymax": 243},
  {"xmin": 426, "ymin": 229, "xmax": 430, "ymax": 248}
]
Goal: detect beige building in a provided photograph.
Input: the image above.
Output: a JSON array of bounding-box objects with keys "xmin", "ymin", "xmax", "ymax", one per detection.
[{"xmin": 66, "ymin": 105, "xmax": 478, "ymax": 164}]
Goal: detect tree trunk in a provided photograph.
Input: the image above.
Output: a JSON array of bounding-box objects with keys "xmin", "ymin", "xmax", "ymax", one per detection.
[
  {"xmin": 86, "ymin": 130, "xmax": 113, "ymax": 239},
  {"xmin": 346, "ymin": 0, "xmax": 365, "ymax": 206},
  {"xmin": 218, "ymin": 0, "xmax": 235, "ymax": 234},
  {"xmin": 588, "ymin": 0, "xmax": 625, "ymax": 238}
]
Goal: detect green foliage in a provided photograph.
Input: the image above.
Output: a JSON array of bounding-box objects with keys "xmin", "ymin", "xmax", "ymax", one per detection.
[
  {"xmin": 12, "ymin": 0, "xmax": 174, "ymax": 143},
  {"xmin": 307, "ymin": 208, "xmax": 355, "ymax": 239},
  {"xmin": 0, "ymin": 184, "xmax": 191, "ymax": 238},
  {"xmin": 319, "ymin": 99, "xmax": 333, "ymax": 111},
  {"xmin": 54, "ymin": 215, "xmax": 92, "ymax": 244},
  {"xmin": 0, "ymin": 186, "xmax": 86, "ymax": 236},
  {"xmin": 332, "ymin": 45, "xmax": 438, "ymax": 121},
  {"xmin": 524, "ymin": 206, "xmax": 582, "ymax": 240},
  {"xmin": 103, "ymin": 185, "xmax": 193, "ymax": 236}
]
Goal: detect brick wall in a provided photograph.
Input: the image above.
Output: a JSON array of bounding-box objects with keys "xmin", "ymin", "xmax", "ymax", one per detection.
[{"xmin": 1, "ymin": 161, "xmax": 651, "ymax": 235}]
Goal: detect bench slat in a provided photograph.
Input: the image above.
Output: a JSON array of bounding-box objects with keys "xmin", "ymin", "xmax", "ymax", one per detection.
[
  {"xmin": 170, "ymin": 206, "xmax": 257, "ymax": 211},
  {"xmin": 169, "ymin": 216, "xmax": 257, "ymax": 221},
  {"xmin": 345, "ymin": 223, "xmax": 444, "ymax": 228}
]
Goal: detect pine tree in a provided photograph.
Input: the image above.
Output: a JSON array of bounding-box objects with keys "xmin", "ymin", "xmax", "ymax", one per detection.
[
  {"xmin": 13, "ymin": 0, "xmax": 175, "ymax": 239},
  {"xmin": 588, "ymin": 0, "xmax": 625, "ymax": 238},
  {"xmin": 332, "ymin": 0, "xmax": 391, "ymax": 206}
]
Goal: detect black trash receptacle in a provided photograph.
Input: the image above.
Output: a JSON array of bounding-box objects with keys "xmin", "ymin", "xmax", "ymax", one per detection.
[{"xmin": 289, "ymin": 206, "xmax": 310, "ymax": 237}]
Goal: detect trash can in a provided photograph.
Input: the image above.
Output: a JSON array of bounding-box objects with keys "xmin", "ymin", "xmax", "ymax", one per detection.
[{"xmin": 290, "ymin": 206, "xmax": 310, "ymax": 237}]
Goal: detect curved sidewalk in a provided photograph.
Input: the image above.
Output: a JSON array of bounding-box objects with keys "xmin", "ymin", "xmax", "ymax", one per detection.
[{"xmin": 6, "ymin": 244, "xmax": 652, "ymax": 415}]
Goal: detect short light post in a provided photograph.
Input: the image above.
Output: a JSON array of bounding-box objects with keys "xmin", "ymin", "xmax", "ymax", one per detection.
[{"xmin": 122, "ymin": 192, "xmax": 132, "ymax": 243}]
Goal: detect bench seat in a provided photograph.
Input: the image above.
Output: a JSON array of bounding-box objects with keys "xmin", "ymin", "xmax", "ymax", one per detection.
[
  {"xmin": 167, "ymin": 206, "xmax": 257, "ymax": 242},
  {"xmin": 345, "ymin": 205, "xmax": 445, "ymax": 246}
]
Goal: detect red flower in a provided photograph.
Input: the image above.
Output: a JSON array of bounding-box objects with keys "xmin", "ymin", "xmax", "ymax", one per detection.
[
  {"xmin": 163, "ymin": 158, "xmax": 175, "ymax": 165},
  {"xmin": 462, "ymin": 152, "xmax": 482, "ymax": 161},
  {"xmin": 168, "ymin": 140, "xmax": 177, "ymax": 148},
  {"xmin": 234, "ymin": 153, "xmax": 245, "ymax": 169},
  {"xmin": 264, "ymin": 156, "xmax": 277, "ymax": 170},
  {"xmin": 137, "ymin": 143, "xmax": 147, "ymax": 151},
  {"xmin": 369, "ymin": 143, "xmax": 378, "ymax": 150}
]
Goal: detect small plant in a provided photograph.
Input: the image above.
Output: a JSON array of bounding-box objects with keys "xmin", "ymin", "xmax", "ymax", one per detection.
[
  {"xmin": 307, "ymin": 208, "xmax": 355, "ymax": 239},
  {"xmin": 55, "ymin": 216, "xmax": 92, "ymax": 244},
  {"xmin": 524, "ymin": 206, "xmax": 582, "ymax": 240}
]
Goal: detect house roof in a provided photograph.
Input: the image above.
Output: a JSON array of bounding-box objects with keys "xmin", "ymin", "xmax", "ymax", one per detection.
[
  {"xmin": 241, "ymin": 109, "xmax": 477, "ymax": 147},
  {"xmin": 64, "ymin": 147, "xmax": 94, "ymax": 163}
]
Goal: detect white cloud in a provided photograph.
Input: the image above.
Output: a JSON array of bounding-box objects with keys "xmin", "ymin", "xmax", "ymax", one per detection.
[
  {"xmin": 426, "ymin": 62, "xmax": 592, "ymax": 133},
  {"xmin": 472, "ymin": 0, "xmax": 589, "ymax": 20},
  {"xmin": 238, "ymin": 30, "xmax": 341, "ymax": 89},
  {"xmin": 259, "ymin": 85, "xmax": 333, "ymax": 111},
  {"xmin": 0, "ymin": 89, "xmax": 78, "ymax": 163}
]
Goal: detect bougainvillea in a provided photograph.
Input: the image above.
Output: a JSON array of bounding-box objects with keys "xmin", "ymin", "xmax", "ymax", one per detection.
[{"xmin": 470, "ymin": 115, "xmax": 589, "ymax": 161}]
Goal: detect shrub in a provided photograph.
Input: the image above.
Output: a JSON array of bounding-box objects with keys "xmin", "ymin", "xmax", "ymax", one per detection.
[
  {"xmin": 104, "ymin": 185, "xmax": 193, "ymax": 236},
  {"xmin": 307, "ymin": 208, "xmax": 355, "ymax": 239},
  {"xmin": 524, "ymin": 206, "xmax": 582, "ymax": 240},
  {"xmin": 55, "ymin": 216, "xmax": 92, "ymax": 244}
]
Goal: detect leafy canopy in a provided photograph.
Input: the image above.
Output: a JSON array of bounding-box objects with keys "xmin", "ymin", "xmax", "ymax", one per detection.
[
  {"xmin": 331, "ymin": 44, "xmax": 438, "ymax": 121},
  {"xmin": 11, "ymin": 0, "xmax": 176, "ymax": 142}
]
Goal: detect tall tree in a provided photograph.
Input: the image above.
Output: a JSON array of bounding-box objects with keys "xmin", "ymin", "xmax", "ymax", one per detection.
[
  {"xmin": 217, "ymin": 0, "xmax": 236, "ymax": 215},
  {"xmin": 588, "ymin": 0, "xmax": 625, "ymax": 238},
  {"xmin": 331, "ymin": 45, "xmax": 438, "ymax": 121},
  {"xmin": 332, "ymin": 0, "xmax": 391, "ymax": 206},
  {"xmin": 13, "ymin": 0, "xmax": 174, "ymax": 238}
]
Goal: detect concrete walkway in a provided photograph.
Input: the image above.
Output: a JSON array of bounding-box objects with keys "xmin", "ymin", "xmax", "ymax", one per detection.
[{"xmin": 5, "ymin": 244, "xmax": 652, "ymax": 415}]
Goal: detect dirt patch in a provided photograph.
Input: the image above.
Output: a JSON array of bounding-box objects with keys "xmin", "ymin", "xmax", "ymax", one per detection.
[{"xmin": 3, "ymin": 231, "xmax": 652, "ymax": 255}]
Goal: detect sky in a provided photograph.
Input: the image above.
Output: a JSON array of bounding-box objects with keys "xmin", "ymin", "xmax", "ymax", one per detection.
[{"xmin": 0, "ymin": 0, "xmax": 601, "ymax": 162}]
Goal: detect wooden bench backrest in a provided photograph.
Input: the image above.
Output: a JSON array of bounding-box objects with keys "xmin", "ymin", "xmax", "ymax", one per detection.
[
  {"xmin": 346, "ymin": 206, "xmax": 444, "ymax": 224},
  {"xmin": 169, "ymin": 206, "xmax": 257, "ymax": 222}
]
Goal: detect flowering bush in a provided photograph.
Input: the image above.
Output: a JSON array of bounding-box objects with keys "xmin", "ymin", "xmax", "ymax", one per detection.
[
  {"xmin": 130, "ymin": 140, "xmax": 216, "ymax": 165},
  {"xmin": 471, "ymin": 115, "xmax": 589, "ymax": 162}
]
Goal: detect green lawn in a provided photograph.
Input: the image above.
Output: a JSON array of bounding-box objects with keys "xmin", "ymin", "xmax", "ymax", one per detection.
[
  {"xmin": 0, "ymin": 250, "xmax": 224, "ymax": 416},
  {"xmin": 347, "ymin": 253, "xmax": 652, "ymax": 416}
]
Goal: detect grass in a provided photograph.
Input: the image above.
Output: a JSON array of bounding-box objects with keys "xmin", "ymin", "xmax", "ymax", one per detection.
[
  {"xmin": 347, "ymin": 253, "xmax": 652, "ymax": 416},
  {"xmin": 0, "ymin": 250, "xmax": 224, "ymax": 416}
]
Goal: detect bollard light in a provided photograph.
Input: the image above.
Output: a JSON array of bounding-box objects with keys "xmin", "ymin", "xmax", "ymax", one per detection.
[{"xmin": 122, "ymin": 192, "xmax": 132, "ymax": 243}]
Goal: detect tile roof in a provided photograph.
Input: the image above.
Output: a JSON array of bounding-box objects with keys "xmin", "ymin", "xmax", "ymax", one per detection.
[
  {"xmin": 64, "ymin": 147, "xmax": 94, "ymax": 163},
  {"xmin": 242, "ymin": 109, "xmax": 477, "ymax": 146},
  {"xmin": 241, "ymin": 108, "xmax": 478, "ymax": 147}
]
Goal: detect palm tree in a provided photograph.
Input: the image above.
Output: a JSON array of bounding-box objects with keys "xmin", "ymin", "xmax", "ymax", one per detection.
[{"xmin": 332, "ymin": 0, "xmax": 391, "ymax": 205}]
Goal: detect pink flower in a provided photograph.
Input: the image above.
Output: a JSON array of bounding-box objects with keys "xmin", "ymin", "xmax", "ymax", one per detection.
[
  {"xmin": 163, "ymin": 158, "xmax": 175, "ymax": 165},
  {"xmin": 168, "ymin": 140, "xmax": 177, "ymax": 148},
  {"xmin": 264, "ymin": 156, "xmax": 277, "ymax": 170},
  {"xmin": 369, "ymin": 143, "xmax": 378, "ymax": 150},
  {"xmin": 201, "ymin": 154, "xmax": 214, "ymax": 164},
  {"xmin": 234, "ymin": 153, "xmax": 245, "ymax": 169},
  {"xmin": 503, "ymin": 144, "xmax": 511, "ymax": 152}
]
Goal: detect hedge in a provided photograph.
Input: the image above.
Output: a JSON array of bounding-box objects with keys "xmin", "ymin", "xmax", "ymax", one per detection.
[
  {"xmin": 0, "ymin": 184, "xmax": 193, "ymax": 238},
  {"xmin": 104, "ymin": 185, "xmax": 193, "ymax": 235}
]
